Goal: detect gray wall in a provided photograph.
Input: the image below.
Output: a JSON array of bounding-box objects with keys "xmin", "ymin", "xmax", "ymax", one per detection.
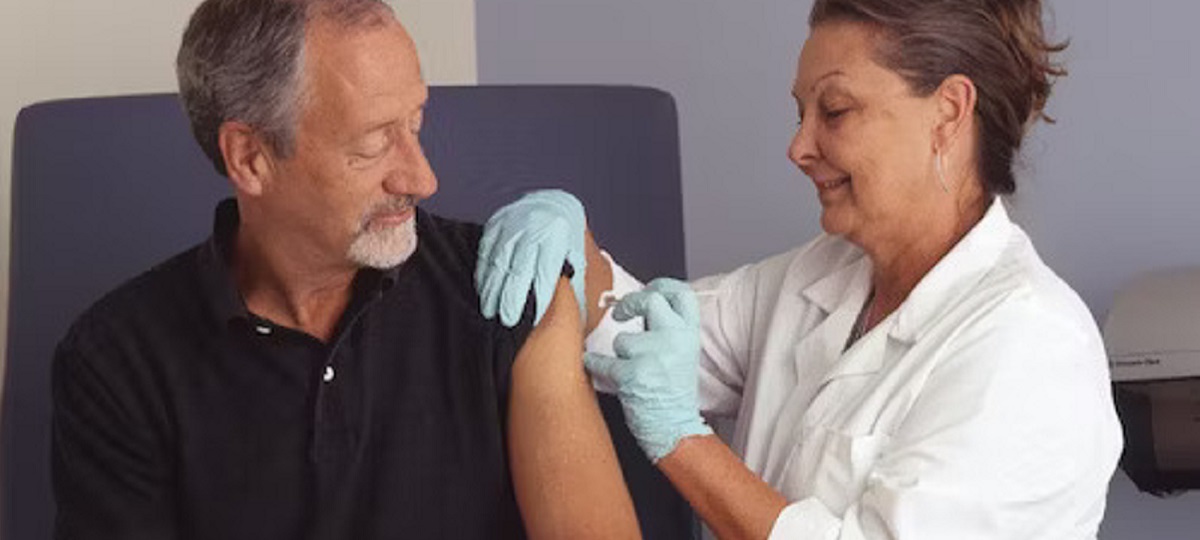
[
  {"xmin": 478, "ymin": 0, "xmax": 817, "ymax": 279},
  {"xmin": 476, "ymin": 0, "xmax": 1200, "ymax": 538}
]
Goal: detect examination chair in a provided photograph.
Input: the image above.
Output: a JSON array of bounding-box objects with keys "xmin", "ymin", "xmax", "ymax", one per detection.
[{"xmin": 4, "ymin": 86, "xmax": 690, "ymax": 539}]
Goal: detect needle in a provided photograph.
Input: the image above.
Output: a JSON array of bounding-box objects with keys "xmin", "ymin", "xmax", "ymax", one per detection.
[{"xmin": 598, "ymin": 289, "xmax": 718, "ymax": 309}]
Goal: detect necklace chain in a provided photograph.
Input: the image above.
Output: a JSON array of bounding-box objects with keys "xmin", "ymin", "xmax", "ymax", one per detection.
[{"xmin": 845, "ymin": 290, "xmax": 876, "ymax": 350}]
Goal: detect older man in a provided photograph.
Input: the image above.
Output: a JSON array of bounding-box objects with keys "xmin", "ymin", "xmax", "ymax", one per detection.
[{"xmin": 50, "ymin": 0, "xmax": 638, "ymax": 538}]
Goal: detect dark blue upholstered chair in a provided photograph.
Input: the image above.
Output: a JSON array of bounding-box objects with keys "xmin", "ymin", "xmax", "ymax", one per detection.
[{"xmin": 4, "ymin": 86, "xmax": 690, "ymax": 539}]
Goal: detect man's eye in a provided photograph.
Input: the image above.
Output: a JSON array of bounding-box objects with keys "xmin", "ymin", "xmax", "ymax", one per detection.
[
  {"xmin": 357, "ymin": 145, "xmax": 387, "ymax": 159},
  {"xmin": 355, "ymin": 134, "xmax": 391, "ymax": 159}
]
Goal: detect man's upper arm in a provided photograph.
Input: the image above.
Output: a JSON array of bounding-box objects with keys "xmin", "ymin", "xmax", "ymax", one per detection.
[{"xmin": 506, "ymin": 278, "xmax": 640, "ymax": 539}]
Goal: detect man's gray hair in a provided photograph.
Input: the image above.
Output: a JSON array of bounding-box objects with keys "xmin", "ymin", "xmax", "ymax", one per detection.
[{"xmin": 176, "ymin": 0, "xmax": 391, "ymax": 176}]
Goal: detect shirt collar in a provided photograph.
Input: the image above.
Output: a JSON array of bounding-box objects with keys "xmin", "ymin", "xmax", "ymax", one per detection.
[
  {"xmin": 195, "ymin": 198, "xmax": 250, "ymax": 325},
  {"xmin": 795, "ymin": 198, "xmax": 1014, "ymax": 344},
  {"xmin": 890, "ymin": 197, "xmax": 1014, "ymax": 342},
  {"xmin": 195, "ymin": 198, "xmax": 408, "ymax": 327},
  {"xmin": 798, "ymin": 250, "xmax": 871, "ymax": 316}
]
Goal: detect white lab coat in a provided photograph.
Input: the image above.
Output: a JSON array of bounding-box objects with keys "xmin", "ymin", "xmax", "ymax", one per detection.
[{"xmin": 590, "ymin": 200, "xmax": 1122, "ymax": 539}]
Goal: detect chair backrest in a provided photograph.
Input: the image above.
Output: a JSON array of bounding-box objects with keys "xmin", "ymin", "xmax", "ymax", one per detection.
[{"xmin": 4, "ymin": 86, "xmax": 689, "ymax": 539}]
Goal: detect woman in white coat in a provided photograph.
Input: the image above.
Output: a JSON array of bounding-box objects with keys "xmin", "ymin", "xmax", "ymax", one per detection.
[{"xmin": 475, "ymin": 0, "xmax": 1123, "ymax": 537}]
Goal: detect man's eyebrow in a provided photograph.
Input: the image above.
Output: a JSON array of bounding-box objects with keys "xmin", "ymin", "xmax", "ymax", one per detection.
[
  {"xmin": 360, "ymin": 120, "xmax": 394, "ymax": 134},
  {"xmin": 355, "ymin": 97, "xmax": 428, "ymax": 136}
]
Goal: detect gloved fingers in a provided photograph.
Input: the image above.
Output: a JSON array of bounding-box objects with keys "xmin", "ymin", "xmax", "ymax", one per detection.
[
  {"xmin": 584, "ymin": 351, "xmax": 629, "ymax": 387},
  {"xmin": 609, "ymin": 289, "xmax": 655, "ymax": 322},
  {"xmin": 532, "ymin": 241, "xmax": 570, "ymax": 326},
  {"xmin": 565, "ymin": 242, "xmax": 587, "ymax": 271},
  {"xmin": 565, "ymin": 250, "xmax": 588, "ymax": 316},
  {"xmin": 499, "ymin": 280, "xmax": 533, "ymax": 327},
  {"xmin": 477, "ymin": 203, "xmax": 525, "ymax": 273},
  {"xmin": 527, "ymin": 189, "xmax": 585, "ymax": 217},
  {"xmin": 477, "ymin": 206, "xmax": 503, "ymax": 250},
  {"xmin": 612, "ymin": 331, "xmax": 642, "ymax": 359},
  {"xmin": 474, "ymin": 244, "xmax": 493, "ymax": 299},
  {"xmin": 645, "ymin": 279, "xmax": 700, "ymax": 326},
  {"xmin": 479, "ymin": 264, "xmax": 507, "ymax": 322},
  {"xmin": 526, "ymin": 191, "xmax": 572, "ymax": 212},
  {"xmin": 476, "ymin": 214, "xmax": 526, "ymax": 321},
  {"xmin": 614, "ymin": 329, "xmax": 694, "ymax": 362},
  {"xmin": 613, "ymin": 329, "xmax": 679, "ymax": 359},
  {"xmin": 614, "ymin": 291, "xmax": 685, "ymax": 330},
  {"xmin": 475, "ymin": 221, "xmax": 507, "ymax": 318},
  {"xmin": 498, "ymin": 236, "xmax": 541, "ymax": 327},
  {"xmin": 524, "ymin": 188, "xmax": 568, "ymax": 204},
  {"xmin": 644, "ymin": 277, "xmax": 692, "ymax": 296},
  {"xmin": 526, "ymin": 192, "xmax": 588, "ymax": 249}
]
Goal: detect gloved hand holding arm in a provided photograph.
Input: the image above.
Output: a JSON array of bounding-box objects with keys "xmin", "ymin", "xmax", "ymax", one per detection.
[{"xmin": 477, "ymin": 189, "xmax": 611, "ymax": 328}]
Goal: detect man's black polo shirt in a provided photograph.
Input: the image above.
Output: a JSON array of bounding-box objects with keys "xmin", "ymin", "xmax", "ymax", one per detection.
[{"xmin": 52, "ymin": 200, "xmax": 533, "ymax": 540}]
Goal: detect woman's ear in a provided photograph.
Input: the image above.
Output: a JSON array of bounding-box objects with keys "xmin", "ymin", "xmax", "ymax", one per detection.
[
  {"xmin": 932, "ymin": 74, "xmax": 978, "ymax": 152},
  {"xmin": 218, "ymin": 120, "xmax": 274, "ymax": 197}
]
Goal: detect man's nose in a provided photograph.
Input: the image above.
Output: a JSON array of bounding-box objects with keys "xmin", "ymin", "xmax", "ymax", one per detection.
[{"xmin": 383, "ymin": 134, "xmax": 438, "ymax": 200}]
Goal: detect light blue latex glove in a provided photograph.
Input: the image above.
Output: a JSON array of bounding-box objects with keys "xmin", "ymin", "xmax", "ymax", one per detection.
[
  {"xmin": 584, "ymin": 278, "xmax": 712, "ymax": 462},
  {"xmin": 476, "ymin": 189, "xmax": 588, "ymax": 327}
]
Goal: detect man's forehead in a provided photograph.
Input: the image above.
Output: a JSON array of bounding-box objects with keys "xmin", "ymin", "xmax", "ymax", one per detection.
[
  {"xmin": 304, "ymin": 14, "xmax": 422, "ymax": 83},
  {"xmin": 296, "ymin": 13, "xmax": 425, "ymax": 137}
]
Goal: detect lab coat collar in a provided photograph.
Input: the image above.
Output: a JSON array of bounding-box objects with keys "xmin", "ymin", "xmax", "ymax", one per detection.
[
  {"xmin": 796, "ymin": 243, "xmax": 870, "ymax": 316},
  {"xmin": 889, "ymin": 198, "xmax": 1013, "ymax": 343},
  {"xmin": 796, "ymin": 198, "xmax": 1013, "ymax": 343},
  {"xmin": 794, "ymin": 253, "xmax": 876, "ymax": 391}
]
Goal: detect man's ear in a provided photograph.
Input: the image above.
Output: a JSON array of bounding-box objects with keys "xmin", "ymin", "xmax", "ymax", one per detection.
[
  {"xmin": 218, "ymin": 120, "xmax": 274, "ymax": 197},
  {"xmin": 932, "ymin": 74, "xmax": 978, "ymax": 153}
]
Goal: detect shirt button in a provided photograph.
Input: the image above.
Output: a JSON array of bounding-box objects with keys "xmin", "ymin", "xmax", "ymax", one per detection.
[
  {"xmin": 254, "ymin": 324, "xmax": 272, "ymax": 335},
  {"xmin": 323, "ymin": 365, "xmax": 335, "ymax": 383}
]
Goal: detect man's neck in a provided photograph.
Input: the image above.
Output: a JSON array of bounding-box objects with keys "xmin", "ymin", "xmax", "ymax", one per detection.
[{"xmin": 232, "ymin": 221, "xmax": 357, "ymax": 343}]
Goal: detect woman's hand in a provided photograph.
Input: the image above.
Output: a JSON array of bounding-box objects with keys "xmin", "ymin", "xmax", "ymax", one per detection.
[
  {"xmin": 584, "ymin": 278, "xmax": 712, "ymax": 462},
  {"xmin": 476, "ymin": 189, "xmax": 588, "ymax": 327}
]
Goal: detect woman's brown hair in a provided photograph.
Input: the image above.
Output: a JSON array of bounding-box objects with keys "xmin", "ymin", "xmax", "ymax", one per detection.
[{"xmin": 811, "ymin": 0, "xmax": 1067, "ymax": 195}]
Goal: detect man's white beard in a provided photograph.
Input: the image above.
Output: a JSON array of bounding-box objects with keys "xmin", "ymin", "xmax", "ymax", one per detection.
[{"xmin": 347, "ymin": 217, "xmax": 417, "ymax": 269}]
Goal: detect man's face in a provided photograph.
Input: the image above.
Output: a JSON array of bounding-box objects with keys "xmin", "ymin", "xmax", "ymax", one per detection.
[{"xmin": 267, "ymin": 14, "xmax": 436, "ymax": 270}]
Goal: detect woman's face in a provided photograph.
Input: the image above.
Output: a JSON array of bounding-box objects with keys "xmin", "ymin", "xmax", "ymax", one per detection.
[{"xmin": 789, "ymin": 21, "xmax": 943, "ymax": 248}]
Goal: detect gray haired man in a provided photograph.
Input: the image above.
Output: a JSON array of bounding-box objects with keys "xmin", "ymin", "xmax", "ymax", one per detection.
[{"xmin": 50, "ymin": 1, "xmax": 639, "ymax": 538}]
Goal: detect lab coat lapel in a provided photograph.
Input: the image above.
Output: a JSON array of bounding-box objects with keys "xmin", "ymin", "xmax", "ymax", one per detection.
[
  {"xmin": 812, "ymin": 201, "xmax": 1014, "ymax": 387},
  {"xmin": 761, "ymin": 257, "xmax": 872, "ymax": 481},
  {"xmin": 821, "ymin": 327, "xmax": 887, "ymax": 385},
  {"xmin": 793, "ymin": 258, "xmax": 874, "ymax": 386}
]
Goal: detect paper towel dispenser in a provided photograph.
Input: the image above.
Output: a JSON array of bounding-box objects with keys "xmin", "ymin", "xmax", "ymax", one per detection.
[{"xmin": 1104, "ymin": 267, "xmax": 1200, "ymax": 496}]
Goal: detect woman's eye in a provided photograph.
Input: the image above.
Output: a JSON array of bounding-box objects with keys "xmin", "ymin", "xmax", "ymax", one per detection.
[{"xmin": 824, "ymin": 108, "xmax": 848, "ymax": 121}]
